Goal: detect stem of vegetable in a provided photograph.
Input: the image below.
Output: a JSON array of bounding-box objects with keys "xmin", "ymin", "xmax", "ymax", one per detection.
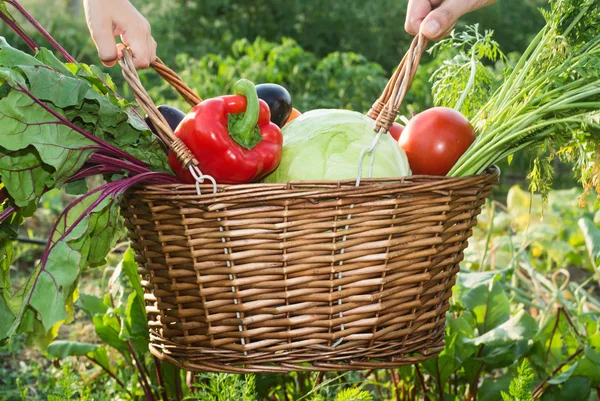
[
  {"xmin": 127, "ymin": 341, "xmax": 157, "ymax": 401},
  {"xmin": 5, "ymin": 0, "xmax": 76, "ymax": 63},
  {"xmin": 174, "ymin": 369, "xmax": 183, "ymax": 401},
  {"xmin": 435, "ymin": 358, "xmax": 444, "ymax": 401},
  {"xmin": 545, "ymin": 309, "xmax": 561, "ymax": 363},
  {"xmin": 0, "ymin": 9, "xmax": 38, "ymax": 51},
  {"xmin": 390, "ymin": 369, "xmax": 400, "ymax": 401},
  {"xmin": 454, "ymin": 39, "xmax": 479, "ymax": 112},
  {"xmin": 66, "ymin": 164, "xmax": 124, "ymax": 182},
  {"xmin": 414, "ymin": 365, "xmax": 430, "ymax": 401},
  {"xmin": 153, "ymin": 357, "xmax": 168, "ymax": 401},
  {"xmin": 229, "ymin": 79, "xmax": 261, "ymax": 149},
  {"xmin": 88, "ymin": 153, "xmax": 153, "ymax": 175},
  {"xmin": 0, "ymin": 205, "xmax": 16, "ymax": 222},
  {"xmin": 486, "ymin": 28, "xmax": 546, "ymax": 117}
]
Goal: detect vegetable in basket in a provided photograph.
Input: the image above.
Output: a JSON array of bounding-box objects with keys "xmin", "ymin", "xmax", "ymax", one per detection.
[
  {"xmin": 145, "ymin": 105, "xmax": 187, "ymax": 135},
  {"xmin": 168, "ymin": 79, "xmax": 283, "ymax": 184},
  {"xmin": 286, "ymin": 108, "xmax": 302, "ymax": 125},
  {"xmin": 264, "ymin": 109, "xmax": 411, "ymax": 182},
  {"xmin": 256, "ymin": 83, "xmax": 293, "ymax": 128},
  {"xmin": 388, "ymin": 122, "xmax": 405, "ymax": 141},
  {"xmin": 399, "ymin": 107, "xmax": 475, "ymax": 176}
]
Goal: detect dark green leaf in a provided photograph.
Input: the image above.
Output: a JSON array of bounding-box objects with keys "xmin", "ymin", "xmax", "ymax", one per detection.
[
  {"xmin": 76, "ymin": 293, "xmax": 108, "ymax": 318},
  {"xmin": 547, "ymin": 363, "xmax": 578, "ymax": 385},
  {"xmin": 93, "ymin": 314, "xmax": 128, "ymax": 353},
  {"xmin": 555, "ymin": 377, "xmax": 590, "ymax": 401},
  {"xmin": 480, "ymin": 375, "xmax": 513, "ymax": 401}
]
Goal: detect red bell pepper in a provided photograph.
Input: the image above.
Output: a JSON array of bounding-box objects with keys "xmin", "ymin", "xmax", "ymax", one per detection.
[{"xmin": 168, "ymin": 79, "xmax": 283, "ymax": 184}]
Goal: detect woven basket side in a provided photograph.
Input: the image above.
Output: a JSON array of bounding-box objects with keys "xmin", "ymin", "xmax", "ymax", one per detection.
[{"xmin": 121, "ymin": 171, "xmax": 496, "ymax": 373}]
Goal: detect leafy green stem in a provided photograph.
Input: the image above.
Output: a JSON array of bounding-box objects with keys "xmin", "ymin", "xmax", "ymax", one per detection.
[{"xmin": 454, "ymin": 35, "xmax": 479, "ymax": 112}]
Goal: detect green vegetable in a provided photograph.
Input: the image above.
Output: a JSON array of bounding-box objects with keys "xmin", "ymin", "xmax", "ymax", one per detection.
[
  {"xmin": 438, "ymin": 0, "xmax": 600, "ymax": 199},
  {"xmin": 0, "ymin": 29, "xmax": 176, "ymax": 346},
  {"xmin": 264, "ymin": 109, "xmax": 411, "ymax": 182}
]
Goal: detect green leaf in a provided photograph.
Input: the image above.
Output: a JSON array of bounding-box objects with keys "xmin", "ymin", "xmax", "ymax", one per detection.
[
  {"xmin": 93, "ymin": 314, "xmax": 128, "ymax": 353},
  {"xmin": 447, "ymin": 314, "xmax": 477, "ymax": 362},
  {"xmin": 76, "ymin": 293, "xmax": 108, "ymax": 318},
  {"xmin": 584, "ymin": 332, "xmax": 600, "ymax": 365},
  {"xmin": 121, "ymin": 248, "xmax": 144, "ymax": 307},
  {"xmin": 555, "ymin": 378, "xmax": 590, "ymax": 401},
  {"xmin": 0, "ymin": 296, "xmax": 15, "ymax": 340},
  {"xmin": 573, "ymin": 359, "xmax": 600, "ymax": 385},
  {"xmin": 461, "ymin": 274, "xmax": 511, "ymax": 334},
  {"xmin": 88, "ymin": 346, "xmax": 112, "ymax": 373},
  {"xmin": 423, "ymin": 332, "xmax": 459, "ymax": 385},
  {"xmin": 578, "ymin": 217, "xmax": 600, "ymax": 268},
  {"xmin": 0, "ymin": 89, "xmax": 95, "ymax": 203},
  {"xmin": 34, "ymin": 48, "xmax": 75, "ymax": 77},
  {"xmin": 121, "ymin": 292, "xmax": 149, "ymax": 356},
  {"xmin": 7, "ymin": 191, "xmax": 121, "ymax": 343},
  {"xmin": 500, "ymin": 359, "xmax": 534, "ymax": 401},
  {"xmin": 547, "ymin": 363, "xmax": 578, "ymax": 385},
  {"xmin": 466, "ymin": 310, "xmax": 537, "ymax": 347},
  {"xmin": 0, "ymin": 146, "xmax": 53, "ymax": 208},
  {"xmin": 480, "ymin": 375, "xmax": 514, "ymax": 401},
  {"xmin": 64, "ymin": 179, "xmax": 88, "ymax": 195},
  {"xmin": 47, "ymin": 340, "xmax": 100, "ymax": 358},
  {"xmin": 0, "ymin": 37, "xmax": 42, "ymax": 68},
  {"xmin": 18, "ymin": 65, "xmax": 88, "ymax": 108}
]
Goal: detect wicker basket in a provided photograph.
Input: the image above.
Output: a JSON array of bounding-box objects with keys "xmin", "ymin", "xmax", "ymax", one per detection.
[{"xmin": 119, "ymin": 34, "xmax": 499, "ymax": 373}]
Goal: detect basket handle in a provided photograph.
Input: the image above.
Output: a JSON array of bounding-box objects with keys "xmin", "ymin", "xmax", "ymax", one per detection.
[
  {"xmin": 119, "ymin": 48, "xmax": 201, "ymax": 168},
  {"xmin": 367, "ymin": 33, "xmax": 428, "ymax": 133}
]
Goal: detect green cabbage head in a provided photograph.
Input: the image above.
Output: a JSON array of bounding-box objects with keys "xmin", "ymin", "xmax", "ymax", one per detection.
[{"xmin": 265, "ymin": 109, "xmax": 411, "ymax": 182}]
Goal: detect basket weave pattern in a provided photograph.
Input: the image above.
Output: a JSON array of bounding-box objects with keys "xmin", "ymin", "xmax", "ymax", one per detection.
[{"xmin": 122, "ymin": 171, "xmax": 497, "ymax": 373}]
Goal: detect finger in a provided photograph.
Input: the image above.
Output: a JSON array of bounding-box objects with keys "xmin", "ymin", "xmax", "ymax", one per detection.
[
  {"xmin": 405, "ymin": 0, "xmax": 432, "ymax": 36},
  {"xmin": 148, "ymin": 37, "xmax": 158, "ymax": 67},
  {"xmin": 121, "ymin": 31, "xmax": 152, "ymax": 69},
  {"xmin": 420, "ymin": 0, "xmax": 472, "ymax": 40},
  {"xmin": 88, "ymin": 19, "xmax": 119, "ymax": 67}
]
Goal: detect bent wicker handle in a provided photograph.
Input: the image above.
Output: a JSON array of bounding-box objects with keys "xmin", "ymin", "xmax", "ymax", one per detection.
[
  {"xmin": 367, "ymin": 33, "xmax": 428, "ymax": 133},
  {"xmin": 152, "ymin": 58, "xmax": 202, "ymax": 107},
  {"xmin": 118, "ymin": 48, "xmax": 200, "ymax": 168}
]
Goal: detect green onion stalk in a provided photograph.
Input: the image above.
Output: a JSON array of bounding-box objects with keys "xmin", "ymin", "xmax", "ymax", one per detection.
[{"xmin": 448, "ymin": 0, "xmax": 600, "ymax": 194}]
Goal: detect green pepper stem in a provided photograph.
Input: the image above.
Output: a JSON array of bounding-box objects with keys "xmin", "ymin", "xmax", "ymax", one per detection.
[{"xmin": 230, "ymin": 79, "xmax": 261, "ymax": 148}]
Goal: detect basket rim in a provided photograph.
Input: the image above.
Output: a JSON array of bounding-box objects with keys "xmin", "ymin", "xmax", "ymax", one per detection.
[{"xmin": 128, "ymin": 165, "xmax": 500, "ymax": 196}]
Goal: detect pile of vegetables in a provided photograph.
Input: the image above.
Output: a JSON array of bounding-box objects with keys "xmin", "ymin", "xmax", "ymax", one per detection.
[{"xmin": 0, "ymin": 0, "xmax": 599, "ymax": 346}]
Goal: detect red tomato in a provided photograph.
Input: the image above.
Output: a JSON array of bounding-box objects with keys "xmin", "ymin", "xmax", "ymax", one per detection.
[
  {"xmin": 388, "ymin": 122, "xmax": 404, "ymax": 141},
  {"xmin": 398, "ymin": 107, "xmax": 475, "ymax": 176}
]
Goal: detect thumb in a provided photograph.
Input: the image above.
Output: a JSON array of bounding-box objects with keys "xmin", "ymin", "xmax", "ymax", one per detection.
[{"xmin": 420, "ymin": 0, "xmax": 471, "ymax": 40}]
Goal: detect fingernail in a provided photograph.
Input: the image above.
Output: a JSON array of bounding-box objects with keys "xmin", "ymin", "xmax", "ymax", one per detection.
[{"xmin": 423, "ymin": 19, "xmax": 441, "ymax": 37}]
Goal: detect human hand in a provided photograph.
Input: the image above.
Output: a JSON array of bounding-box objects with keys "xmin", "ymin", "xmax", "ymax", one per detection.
[
  {"xmin": 405, "ymin": 0, "xmax": 496, "ymax": 40},
  {"xmin": 84, "ymin": 0, "xmax": 157, "ymax": 69}
]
